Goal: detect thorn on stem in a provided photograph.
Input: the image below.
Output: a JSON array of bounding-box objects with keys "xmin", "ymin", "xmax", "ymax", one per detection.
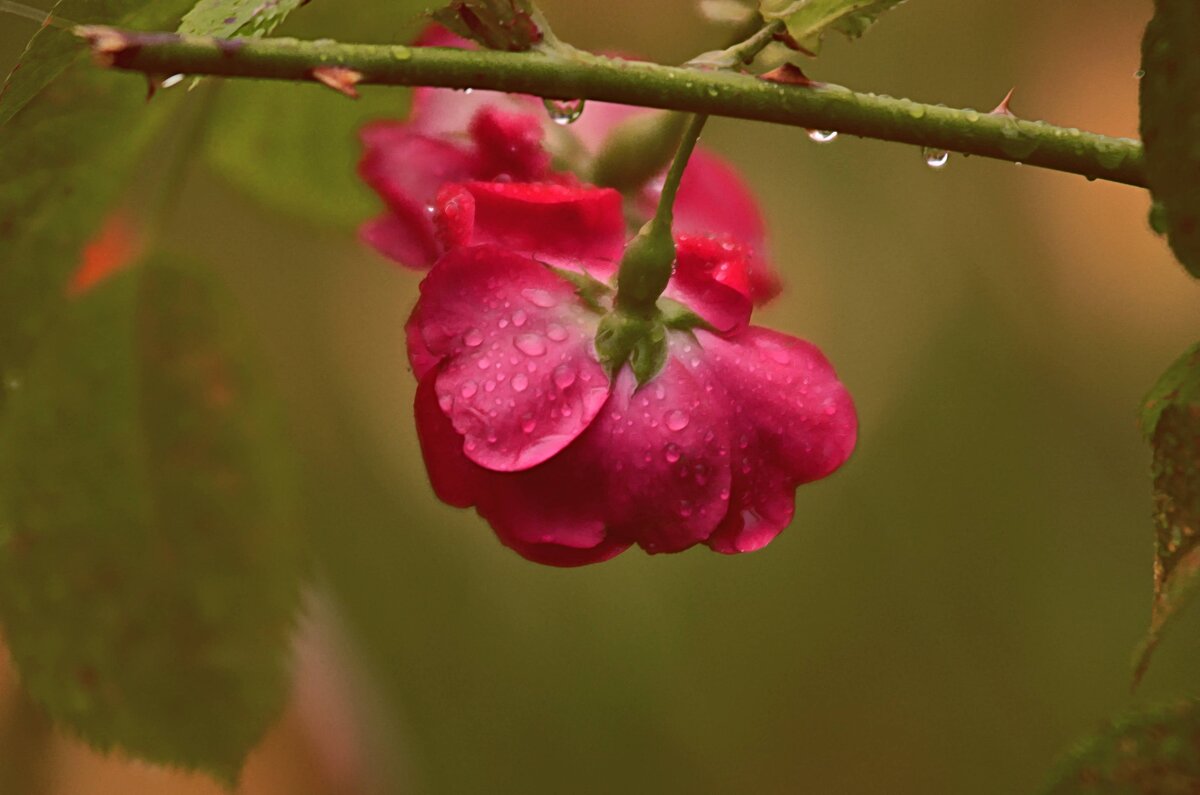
[
  {"xmin": 759, "ymin": 63, "xmax": 821, "ymax": 88},
  {"xmin": 311, "ymin": 66, "xmax": 363, "ymax": 98},
  {"xmin": 990, "ymin": 87, "xmax": 1017, "ymax": 118}
]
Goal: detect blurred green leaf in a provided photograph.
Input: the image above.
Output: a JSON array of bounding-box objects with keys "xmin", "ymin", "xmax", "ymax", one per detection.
[
  {"xmin": 179, "ymin": 0, "xmax": 307, "ymax": 38},
  {"xmin": 1133, "ymin": 342, "xmax": 1200, "ymax": 683},
  {"xmin": 0, "ymin": 255, "xmax": 304, "ymax": 785},
  {"xmin": 204, "ymin": 81, "xmax": 409, "ymax": 229},
  {"xmin": 1140, "ymin": 0, "xmax": 1200, "ymax": 278},
  {"xmin": 432, "ymin": 0, "xmax": 542, "ymax": 51},
  {"xmin": 759, "ymin": 0, "xmax": 907, "ymax": 55},
  {"xmin": 1042, "ymin": 700, "xmax": 1200, "ymax": 793},
  {"xmin": 0, "ymin": 0, "xmax": 197, "ymax": 417},
  {"xmin": 0, "ymin": 0, "xmax": 183, "ymax": 127}
]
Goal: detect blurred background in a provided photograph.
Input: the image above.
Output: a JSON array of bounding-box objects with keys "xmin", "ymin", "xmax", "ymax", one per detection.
[{"xmin": 2, "ymin": 0, "xmax": 1197, "ymax": 792}]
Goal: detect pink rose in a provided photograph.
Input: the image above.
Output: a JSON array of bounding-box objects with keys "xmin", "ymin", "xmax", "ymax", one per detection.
[
  {"xmin": 407, "ymin": 181, "xmax": 856, "ymax": 566},
  {"xmin": 358, "ymin": 25, "xmax": 781, "ymax": 302}
]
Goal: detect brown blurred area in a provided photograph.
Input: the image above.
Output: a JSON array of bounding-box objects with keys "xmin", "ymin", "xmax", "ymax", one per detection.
[{"xmin": 2, "ymin": 0, "xmax": 1199, "ymax": 793}]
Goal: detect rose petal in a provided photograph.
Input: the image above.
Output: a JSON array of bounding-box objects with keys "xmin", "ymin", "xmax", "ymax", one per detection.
[
  {"xmin": 358, "ymin": 126, "xmax": 477, "ymax": 268},
  {"xmin": 433, "ymin": 181, "xmax": 626, "ymax": 275},
  {"xmin": 413, "ymin": 245, "xmax": 610, "ymax": 471},
  {"xmin": 586, "ymin": 355, "xmax": 733, "ymax": 553},
  {"xmin": 693, "ymin": 328, "xmax": 857, "ymax": 554},
  {"xmin": 415, "ymin": 369, "xmax": 630, "ymax": 565},
  {"xmin": 468, "ymin": 107, "xmax": 550, "ymax": 181},
  {"xmin": 664, "ymin": 235, "xmax": 753, "ymax": 333}
]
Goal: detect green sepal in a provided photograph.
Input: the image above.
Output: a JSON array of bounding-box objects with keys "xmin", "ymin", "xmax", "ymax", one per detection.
[
  {"xmin": 659, "ymin": 297, "xmax": 714, "ymax": 333},
  {"xmin": 432, "ymin": 0, "xmax": 543, "ymax": 51},
  {"xmin": 590, "ymin": 112, "xmax": 688, "ymax": 193},
  {"xmin": 629, "ymin": 323, "xmax": 668, "ymax": 385},
  {"xmin": 546, "ymin": 265, "xmax": 613, "ymax": 313}
]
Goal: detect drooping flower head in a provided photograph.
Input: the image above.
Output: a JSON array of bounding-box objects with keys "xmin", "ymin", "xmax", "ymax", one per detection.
[{"xmin": 406, "ymin": 181, "xmax": 856, "ymax": 565}]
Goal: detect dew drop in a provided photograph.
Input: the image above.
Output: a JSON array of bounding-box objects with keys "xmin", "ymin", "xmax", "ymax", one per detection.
[
  {"xmin": 807, "ymin": 129, "xmax": 838, "ymax": 143},
  {"xmin": 463, "ymin": 87, "xmax": 475, "ymax": 94},
  {"xmin": 664, "ymin": 443, "xmax": 682, "ymax": 463},
  {"xmin": 460, "ymin": 381, "xmax": 478, "ymax": 399},
  {"xmin": 521, "ymin": 287, "xmax": 557, "ymax": 308},
  {"xmin": 160, "ymin": 73, "xmax": 186, "ymax": 89},
  {"xmin": 677, "ymin": 500, "xmax": 693, "ymax": 518},
  {"xmin": 438, "ymin": 392, "xmax": 454, "ymax": 412},
  {"xmin": 476, "ymin": 357, "xmax": 492, "ymax": 370},
  {"xmin": 922, "ymin": 147, "xmax": 950, "ymax": 169},
  {"xmin": 546, "ymin": 323, "xmax": 568, "ymax": 342},
  {"xmin": 665, "ymin": 409, "xmax": 690, "ymax": 431},
  {"xmin": 543, "ymin": 97, "xmax": 585, "ymax": 125},
  {"xmin": 511, "ymin": 309, "xmax": 528, "ymax": 327},
  {"xmin": 552, "ymin": 364, "xmax": 576, "ymax": 390},
  {"xmin": 521, "ymin": 415, "xmax": 537, "ymax": 434},
  {"xmin": 463, "ymin": 328, "xmax": 484, "ymax": 347},
  {"xmin": 511, "ymin": 372, "xmax": 529, "ymax": 393},
  {"xmin": 514, "ymin": 333, "xmax": 547, "ymax": 357}
]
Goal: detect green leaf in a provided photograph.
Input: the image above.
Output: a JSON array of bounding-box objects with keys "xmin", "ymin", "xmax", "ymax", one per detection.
[
  {"xmin": 203, "ymin": 80, "xmax": 408, "ymax": 229},
  {"xmin": 0, "ymin": 255, "xmax": 304, "ymax": 784},
  {"xmin": 0, "ymin": 47, "xmax": 189, "ymax": 417},
  {"xmin": 179, "ymin": 0, "xmax": 307, "ymax": 38},
  {"xmin": 759, "ymin": 0, "xmax": 908, "ymax": 55},
  {"xmin": 0, "ymin": 0, "xmax": 186, "ymax": 127},
  {"xmin": 431, "ymin": 0, "xmax": 543, "ymax": 51},
  {"xmin": 1140, "ymin": 0, "xmax": 1200, "ymax": 278},
  {"xmin": 1133, "ymin": 342, "xmax": 1200, "ymax": 684},
  {"xmin": 1041, "ymin": 700, "xmax": 1200, "ymax": 793}
]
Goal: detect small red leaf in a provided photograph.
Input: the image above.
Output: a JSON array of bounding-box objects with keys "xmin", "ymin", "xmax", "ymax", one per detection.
[{"xmin": 68, "ymin": 213, "xmax": 141, "ymax": 297}]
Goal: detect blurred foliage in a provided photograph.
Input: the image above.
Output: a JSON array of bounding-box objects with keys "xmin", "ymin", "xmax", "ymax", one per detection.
[
  {"xmin": 1135, "ymin": 343, "xmax": 1200, "ymax": 683},
  {"xmin": 1140, "ymin": 0, "xmax": 1200, "ymax": 279},
  {"xmin": 0, "ymin": 1, "xmax": 191, "ymax": 416},
  {"xmin": 1042, "ymin": 700, "xmax": 1200, "ymax": 794},
  {"xmin": 0, "ymin": 257, "xmax": 304, "ymax": 784},
  {"xmin": 759, "ymin": 0, "xmax": 908, "ymax": 55}
]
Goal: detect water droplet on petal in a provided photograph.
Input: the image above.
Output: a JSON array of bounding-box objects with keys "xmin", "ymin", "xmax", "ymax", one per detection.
[
  {"xmin": 807, "ymin": 129, "xmax": 838, "ymax": 143},
  {"xmin": 511, "ymin": 372, "xmax": 529, "ymax": 392},
  {"xmin": 664, "ymin": 443, "xmax": 682, "ymax": 463},
  {"xmin": 552, "ymin": 364, "xmax": 576, "ymax": 390},
  {"xmin": 511, "ymin": 309, "xmax": 528, "ymax": 327},
  {"xmin": 463, "ymin": 328, "xmax": 484, "ymax": 347},
  {"xmin": 922, "ymin": 147, "xmax": 950, "ymax": 169},
  {"xmin": 665, "ymin": 409, "xmax": 690, "ymax": 431},
  {"xmin": 437, "ymin": 392, "xmax": 453, "ymax": 412},
  {"xmin": 521, "ymin": 288, "xmax": 557, "ymax": 308},
  {"xmin": 514, "ymin": 333, "xmax": 547, "ymax": 357},
  {"xmin": 678, "ymin": 500, "xmax": 693, "ymax": 518},
  {"xmin": 546, "ymin": 323, "xmax": 568, "ymax": 342},
  {"xmin": 543, "ymin": 97, "xmax": 585, "ymax": 125},
  {"xmin": 460, "ymin": 381, "xmax": 478, "ymax": 398},
  {"xmin": 521, "ymin": 415, "xmax": 537, "ymax": 433},
  {"xmin": 476, "ymin": 357, "xmax": 492, "ymax": 370}
]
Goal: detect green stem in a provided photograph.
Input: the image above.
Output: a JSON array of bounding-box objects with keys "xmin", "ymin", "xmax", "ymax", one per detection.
[
  {"xmin": 614, "ymin": 114, "xmax": 708, "ymax": 316},
  {"xmin": 76, "ymin": 26, "xmax": 1147, "ymax": 188},
  {"xmin": 653, "ymin": 113, "xmax": 708, "ymax": 234},
  {"xmin": 688, "ymin": 18, "xmax": 786, "ymax": 68}
]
